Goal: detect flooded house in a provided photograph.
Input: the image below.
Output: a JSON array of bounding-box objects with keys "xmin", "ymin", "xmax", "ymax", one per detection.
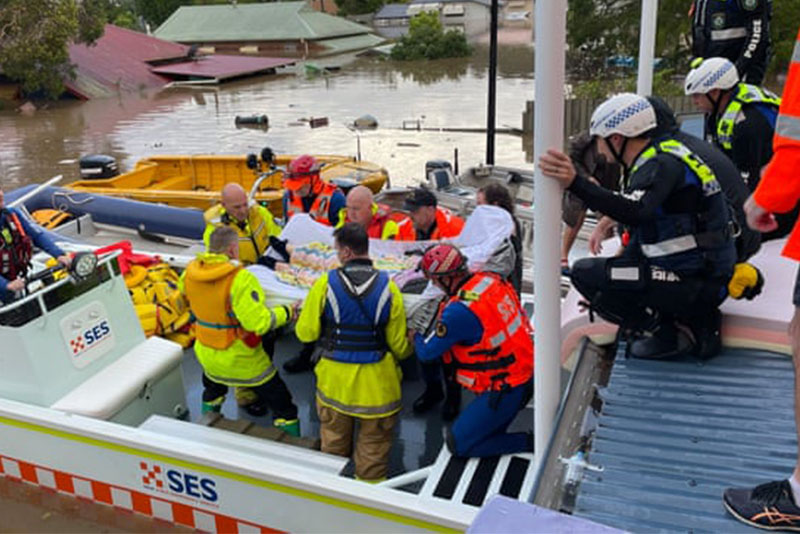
[
  {"xmin": 373, "ymin": 0, "xmax": 492, "ymax": 41},
  {"xmin": 153, "ymin": 2, "xmax": 384, "ymax": 59}
]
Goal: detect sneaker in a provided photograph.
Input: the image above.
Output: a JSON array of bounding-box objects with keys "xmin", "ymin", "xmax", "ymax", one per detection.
[{"xmin": 723, "ymin": 480, "xmax": 800, "ymax": 531}]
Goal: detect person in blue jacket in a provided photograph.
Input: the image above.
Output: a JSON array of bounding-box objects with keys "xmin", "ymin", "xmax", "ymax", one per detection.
[{"xmin": 0, "ymin": 188, "xmax": 71, "ymax": 303}]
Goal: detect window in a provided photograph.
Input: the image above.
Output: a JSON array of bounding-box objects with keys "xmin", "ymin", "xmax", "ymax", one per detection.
[{"xmin": 442, "ymin": 3, "xmax": 465, "ymax": 16}]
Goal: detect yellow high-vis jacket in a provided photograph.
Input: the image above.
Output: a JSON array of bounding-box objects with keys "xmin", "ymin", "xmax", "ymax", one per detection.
[
  {"xmin": 181, "ymin": 252, "xmax": 291, "ymax": 386},
  {"xmin": 203, "ymin": 204, "xmax": 281, "ymax": 265},
  {"xmin": 295, "ymin": 268, "xmax": 412, "ymax": 418}
]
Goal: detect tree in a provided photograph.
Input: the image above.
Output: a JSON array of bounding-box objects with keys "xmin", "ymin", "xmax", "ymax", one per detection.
[
  {"xmin": 134, "ymin": 0, "xmax": 184, "ymax": 27},
  {"xmin": 0, "ymin": 0, "xmax": 107, "ymax": 98},
  {"xmin": 390, "ymin": 11, "xmax": 471, "ymax": 61},
  {"xmin": 333, "ymin": 0, "xmax": 384, "ymax": 16}
]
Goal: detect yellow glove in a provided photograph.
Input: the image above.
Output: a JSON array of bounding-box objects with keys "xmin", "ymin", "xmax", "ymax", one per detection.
[{"xmin": 728, "ymin": 262, "xmax": 764, "ymax": 300}]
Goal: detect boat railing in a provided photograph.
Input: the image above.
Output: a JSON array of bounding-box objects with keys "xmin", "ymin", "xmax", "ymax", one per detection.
[{"xmin": 0, "ymin": 251, "xmax": 122, "ymax": 328}]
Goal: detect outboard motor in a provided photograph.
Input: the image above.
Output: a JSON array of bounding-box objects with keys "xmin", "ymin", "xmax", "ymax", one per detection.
[
  {"xmin": 425, "ymin": 159, "xmax": 454, "ymax": 191},
  {"xmin": 79, "ymin": 155, "xmax": 119, "ymax": 179}
]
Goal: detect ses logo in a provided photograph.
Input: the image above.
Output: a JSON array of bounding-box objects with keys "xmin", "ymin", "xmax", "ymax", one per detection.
[
  {"xmin": 69, "ymin": 319, "xmax": 112, "ymax": 356},
  {"xmin": 139, "ymin": 462, "xmax": 218, "ymax": 504}
]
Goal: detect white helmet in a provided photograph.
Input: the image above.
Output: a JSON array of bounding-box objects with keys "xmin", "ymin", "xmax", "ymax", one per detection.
[
  {"xmin": 684, "ymin": 57, "xmax": 739, "ymax": 95},
  {"xmin": 589, "ymin": 93, "xmax": 657, "ymax": 138}
]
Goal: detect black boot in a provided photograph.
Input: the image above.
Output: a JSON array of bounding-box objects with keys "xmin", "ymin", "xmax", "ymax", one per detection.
[
  {"xmin": 413, "ymin": 384, "xmax": 444, "ymax": 414},
  {"xmin": 441, "ymin": 382, "xmax": 461, "ymax": 421},
  {"xmin": 689, "ymin": 309, "xmax": 722, "ymax": 360},
  {"xmin": 283, "ymin": 342, "xmax": 314, "ymax": 374},
  {"xmin": 629, "ymin": 321, "xmax": 693, "ymax": 360}
]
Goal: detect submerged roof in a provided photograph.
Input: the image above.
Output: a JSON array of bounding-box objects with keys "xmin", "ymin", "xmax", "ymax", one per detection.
[
  {"xmin": 67, "ymin": 24, "xmax": 188, "ymax": 99},
  {"xmin": 150, "ymin": 55, "xmax": 295, "ymax": 81},
  {"xmin": 573, "ymin": 347, "xmax": 796, "ymax": 532},
  {"xmin": 155, "ymin": 2, "xmax": 375, "ymax": 42}
]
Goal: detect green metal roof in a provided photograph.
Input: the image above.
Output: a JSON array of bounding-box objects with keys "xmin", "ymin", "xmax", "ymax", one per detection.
[
  {"xmin": 154, "ymin": 2, "xmax": 375, "ymax": 42},
  {"xmin": 316, "ymin": 33, "xmax": 385, "ymax": 55}
]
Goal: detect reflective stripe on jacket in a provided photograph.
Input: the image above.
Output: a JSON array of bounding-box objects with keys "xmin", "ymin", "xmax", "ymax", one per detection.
[
  {"xmin": 628, "ymin": 139, "xmax": 732, "ymax": 267},
  {"xmin": 754, "ymin": 31, "xmax": 800, "ymax": 260},
  {"xmin": 181, "ymin": 253, "xmax": 289, "ymax": 386},
  {"xmin": 717, "ymin": 83, "xmax": 781, "ymax": 150},
  {"xmin": 447, "ymin": 272, "xmax": 533, "ymax": 393},
  {"xmin": 295, "ymin": 266, "xmax": 412, "ymax": 418},
  {"xmin": 203, "ymin": 204, "xmax": 279, "ymax": 265}
]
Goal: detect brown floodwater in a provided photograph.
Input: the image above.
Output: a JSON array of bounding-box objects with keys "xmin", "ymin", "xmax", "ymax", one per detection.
[{"xmin": 0, "ymin": 44, "xmax": 535, "ymax": 192}]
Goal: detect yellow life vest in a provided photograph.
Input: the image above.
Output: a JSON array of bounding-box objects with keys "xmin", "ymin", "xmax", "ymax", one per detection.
[
  {"xmin": 183, "ymin": 258, "xmax": 243, "ymax": 350},
  {"xmin": 125, "ymin": 262, "xmax": 193, "ymax": 347},
  {"xmin": 203, "ymin": 204, "xmax": 274, "ymax": 265}
]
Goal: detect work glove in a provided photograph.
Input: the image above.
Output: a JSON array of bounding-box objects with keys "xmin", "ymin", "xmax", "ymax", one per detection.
[
  {"xmin": 727, "ymin": 262, "xmax": 764, "ymax": 300},
  {"xmin": 269, "ymin": 236, "xmax": 291, "ymax": 262}
]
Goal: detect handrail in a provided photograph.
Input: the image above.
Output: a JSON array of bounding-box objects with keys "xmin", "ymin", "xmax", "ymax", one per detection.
[
  {"xmin": 8, "ymin": 175, "xmax": 63, "ymax": 209},
  {"xmin": 0, "ymin": 251, "xmax": 122, "ymax": 316}
]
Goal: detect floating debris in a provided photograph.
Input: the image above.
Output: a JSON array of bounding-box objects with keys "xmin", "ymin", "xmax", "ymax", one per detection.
[{"xmin": 354, "ymin": 114, "xmax": 378, "ymax": 130}]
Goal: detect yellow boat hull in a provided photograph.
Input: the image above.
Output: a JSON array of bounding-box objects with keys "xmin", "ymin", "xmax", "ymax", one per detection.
[{"xmin": 66, "ymin": 154, "xmax": 389, "ymax": 216}]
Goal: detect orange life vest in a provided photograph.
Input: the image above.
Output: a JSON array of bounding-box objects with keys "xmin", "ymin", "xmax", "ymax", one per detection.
[
  {"xmin": 286, "ymin": 181, "xmax": 339, "ymax": 226},
  {"xmin": 367, "ymin": 204, "xmax": 415, "ymax": 240},
  {"xmin": 183, "ymin": 260, "xmax": 258, "ymax": 350},
  {"xmin": 445, "ymin": 272, "xmax": 534, "ymax": 393},
  {"xmin": 0, "ymin": 209, "xmax": 33, "ymax": 280},
  {"xmin": 754, "ymin": 30, "xmax": 800, "ymax": 260},
  {"xmin": 415, "ymin": 207, "xmax": 465, "ymax": 240}
]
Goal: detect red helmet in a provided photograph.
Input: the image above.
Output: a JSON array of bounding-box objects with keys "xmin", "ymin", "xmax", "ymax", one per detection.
[
  {"xmin": 287, "ymin": 155, "xmax": 319, "ymax": 177},
  {"xmin": 419, "ymin": 244, "xmax": 467, "ymax": 278}
]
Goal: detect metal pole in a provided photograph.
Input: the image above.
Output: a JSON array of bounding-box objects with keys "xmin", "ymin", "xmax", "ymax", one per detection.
[
  {"xmin": 533, "ymin": 0, "xmax": 566, "ymax": 469},
  {"xmin": 485, "ymin": 0, "xmax": 499, "ymax": 165},
  {"xmin": 637, "ymin": 0, "xmax": 658, "ymax": 95}
]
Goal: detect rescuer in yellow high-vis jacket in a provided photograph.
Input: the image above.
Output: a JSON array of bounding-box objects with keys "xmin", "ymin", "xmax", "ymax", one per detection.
[
  {"xmin": 182, "ymin": 226, "xmax": 300, "ymax": 436},
  {"xmin": 295, "ymin": 223, "xmax": 412, "ymax": 481},
  {"xmin": 203, "ymin": 183, "xmax": 281, "ymax": 266}
]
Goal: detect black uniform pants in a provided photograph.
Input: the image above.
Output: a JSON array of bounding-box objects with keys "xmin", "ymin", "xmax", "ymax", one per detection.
[
  {"xmin": 202, "ymin": 373, "xmax": 298, "ymax": 421},
  {"xmin": 570, "ymin": 256, "xmax": 728, "ymax": 334}
]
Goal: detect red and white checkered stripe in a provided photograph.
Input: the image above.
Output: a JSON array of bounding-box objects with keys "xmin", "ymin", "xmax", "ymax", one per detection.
[{"xmin": 0, "ymin": 453, "xmax": 281, "ymax": 533}]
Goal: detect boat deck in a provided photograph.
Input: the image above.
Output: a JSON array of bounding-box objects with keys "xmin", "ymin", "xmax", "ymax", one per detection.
[{"xmin": 180, "ymin": 334, "xmax": 558, "ymax": 480}]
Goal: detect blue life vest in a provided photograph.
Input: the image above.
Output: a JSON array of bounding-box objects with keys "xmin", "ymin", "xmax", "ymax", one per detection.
[{"xmin": 321, "ymin": 267, "xmax": 392, "ymax": 364}]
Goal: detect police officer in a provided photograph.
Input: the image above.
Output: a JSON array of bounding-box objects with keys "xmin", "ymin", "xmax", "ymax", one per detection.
[
  {"xmin": 203, "ymin": 183, "xmax": 281, "ymax": 265},
  {"xmin": 337, "ymin": 185, "xmax": 415, "ymax": 241},
  {"xmin": 0, "ymin": 188, "xmax": 71, "ymax": 303},
  {"xmin": 181, "ymin": 226, "xmax": 300, "ymax": 436},
  {"xmin": 691, "ymin": 0, "xmax": 771, "ymax": 84},
  {"xmin": 409, "ymin": 244, "xmax": 534, "ymax": 458},
  {"xmin": 539, "ymin": 93, "xmax": 737, "ymax": 360},
  {"xmin": 295, "ymin": 223, "xmax": 412, "ymax": 482},
  {"xmin": 685, "ymin": 57, "xmax": 797, "ymax": 239},
  {"xmin": 282, "ymin": 154, "xmax": 345, "ymax": 227},
  {"xmin": 281, "ymin": 155, "xmax": 346, "ymax": 374},
  {"xmin": 403, "ymin": 188, "xmax": 464, "ymax": 241}
]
